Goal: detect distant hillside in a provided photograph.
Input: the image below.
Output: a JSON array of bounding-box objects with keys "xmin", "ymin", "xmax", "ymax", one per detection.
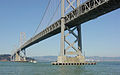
[
  {"xmin": 86, "ymin": 56, "xmax": 120, "ymax": 61},
  {"xmin": 0, "ymin": 54, "xmax": 35, "ymax": 61},
  {"xmin": 0, "ymin": 54, "xmax": 120, "ymax": 62},
  {"xmin": 0, "ymin": 54, "xmax": 11, "ymax": 61},
  {"xmin": 32, "ymin": 56, "xmax": 120, "ymax": 62}
]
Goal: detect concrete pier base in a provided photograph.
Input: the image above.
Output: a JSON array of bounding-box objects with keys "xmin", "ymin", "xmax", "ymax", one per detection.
[
  {"xmin": 51, "ymin": 62, "xmax": 96, "ymax": 65},
  {"xmin": 52, "ymin": 55, "xmax": 96, "ymax": 65},
  {"xmin": 57, "ymin": 55, "xmax": 85, "ymax": 63}
]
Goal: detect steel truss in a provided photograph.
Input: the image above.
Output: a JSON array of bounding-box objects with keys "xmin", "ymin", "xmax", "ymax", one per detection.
[
  {"xmin": 65, "ymin": 26, "xmax": 82, "ymax": 56},
  {"xmin": 60, "ymin": 0, "xmax": 82, "ymax": 57}
]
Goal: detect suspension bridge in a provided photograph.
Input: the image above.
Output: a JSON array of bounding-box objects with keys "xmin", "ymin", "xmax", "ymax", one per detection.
[{"xmin": 11, "ymin": 0, "xmax": 120, "ymax": 64}]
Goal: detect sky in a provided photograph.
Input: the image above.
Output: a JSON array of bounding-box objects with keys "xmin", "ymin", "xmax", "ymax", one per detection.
[{"xmin": 0, "ymin": 0, "xmax": 120, "ymax": 57}]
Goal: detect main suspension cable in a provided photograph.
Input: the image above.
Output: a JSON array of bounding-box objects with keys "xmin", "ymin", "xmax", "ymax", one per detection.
[
  {"xmin": 47, "ymin": 0, "xmax": 61, "ymax": 27},
  {"xmin": 33, "ymin": 0, "xmax": 52, "ymax": 36}
]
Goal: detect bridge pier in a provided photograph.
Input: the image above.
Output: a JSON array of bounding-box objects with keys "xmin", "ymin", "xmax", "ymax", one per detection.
[
  {"xmin": 57, "ymin": 0, "xmax": 85, "ymax": 64},
  {"xmin": 58, "ymin": 25, "xmax": 85, "ymax": 63},
  {"xmin": 15, "ymin": 51, "xmax": 21, "ymax": 61},
  {"xmin": 12, "ymin": 49, "xmax": 27, "ymax": 62}
]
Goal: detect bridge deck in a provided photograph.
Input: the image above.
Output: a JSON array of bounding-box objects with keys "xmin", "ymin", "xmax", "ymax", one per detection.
[{"xmin": 14, "ymin": 0, "xmax": 120, "ymax": 54}]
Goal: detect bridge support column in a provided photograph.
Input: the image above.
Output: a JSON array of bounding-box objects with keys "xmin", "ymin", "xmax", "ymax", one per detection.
[
  {"xmin": 13, "ymin": 49, "xmax": 27, "ymax": 62},
  {"xmin": 23, "ymin": 49, "xmax": 26, "ymax": 61},
  {"xmin": 60, "ymin": 0, "xmax": 65, "ymax": 56},
  {"xmin": 77, "ymin": 0, "xmax": 82, "ymax": 53},
  {"xmin": 77, "ymin": 25, "xmax": 82, "ymax": 53},
  {"xmin": 58, "ymin": 0, "xmax": 65, "ymax": 63},
  {"xmin": 57, "ymin": 0, "xmax": 85, "ymax": 63},
  {"xmin": 15, "ymin": 52, "xmax": 21, "ymax": 61}
]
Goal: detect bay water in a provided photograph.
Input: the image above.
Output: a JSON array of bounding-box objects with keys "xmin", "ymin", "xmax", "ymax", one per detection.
[{"xmin": 0, "ymin": 61, "xmax": 120, "ymax": 75}]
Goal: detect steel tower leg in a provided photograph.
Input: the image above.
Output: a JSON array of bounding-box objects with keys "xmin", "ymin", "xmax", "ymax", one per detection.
[
  {"xmin": 77, "ymin": 26, "xmax": 82, "ymax": 54},
  {"xmin": 57, "ymin": 0, "xmax": 85, "ymax": 63},
  {"xmin": 23, "ymin": 49, "xmax": 26, "ymax": 61},
  {"xmin": 77, "ymin": 0, "xmax": 82, "ymax": 54},
  {"xmin": 60, "ymin": 0, "xmax": 65, "ymax": 56},
  {"xmin": 57, "ymin": 0, "xmax": 66, "ymax": 63}
]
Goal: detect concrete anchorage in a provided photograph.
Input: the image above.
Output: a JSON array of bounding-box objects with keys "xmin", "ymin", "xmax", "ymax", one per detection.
[{"xmin": 57, "ymin": 0, "xmax": 85, "ymax": 64}]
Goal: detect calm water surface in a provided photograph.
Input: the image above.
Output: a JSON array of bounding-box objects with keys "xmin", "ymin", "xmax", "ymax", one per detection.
[{"xmin": 0, "ymin": 61, "xmax": 120, "ymax": 75}]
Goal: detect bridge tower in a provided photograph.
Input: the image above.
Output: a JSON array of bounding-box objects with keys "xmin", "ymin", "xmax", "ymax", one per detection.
[
  {"xmin": 19, "ymin": 32, "xmax": 26, "ymax": 61},
  {"xmin": 57, "ymin": 0, "xmax": 85, "ymax": 63},
  {"xmin": 14, "ymin": 32, "xmax": 27, "ymax": 61}
]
